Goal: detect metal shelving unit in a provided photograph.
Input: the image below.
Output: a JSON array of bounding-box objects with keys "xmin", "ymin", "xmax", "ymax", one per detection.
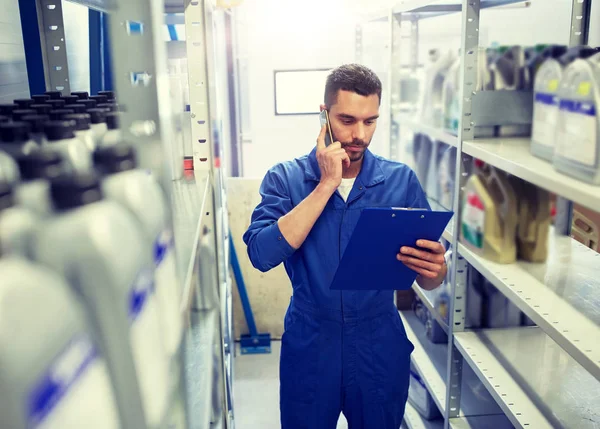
[
  {"xmin": 359, "ymin": 0, "xmax": 600, "ymax": 428},
  {"xmin": 13, "ymin": 0, "xmax": 233, "ymax": 428}
]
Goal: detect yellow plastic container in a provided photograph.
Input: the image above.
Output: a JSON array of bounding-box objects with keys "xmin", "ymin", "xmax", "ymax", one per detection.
[
  {"xmin": 509, "ymin": 177, "xmax": 551, "ymax": 262},
  {"xmin": 461, "ymin": 166, "xmax": 518, "ymax": 264}
]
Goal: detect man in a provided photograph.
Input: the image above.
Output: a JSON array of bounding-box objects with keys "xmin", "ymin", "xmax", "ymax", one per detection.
[{"xmin": 243, "ymin": 64, "xmax": 446, "ymax": 429}]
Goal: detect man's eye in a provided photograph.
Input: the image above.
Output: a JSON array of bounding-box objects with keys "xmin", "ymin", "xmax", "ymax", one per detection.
[
  {"xmin": 342, "ymin": 120, "xmax": 354, "ymax": 125},
  {"xmin": 365, "ymin": 120, "xmax": 375, "ymax": 126}
]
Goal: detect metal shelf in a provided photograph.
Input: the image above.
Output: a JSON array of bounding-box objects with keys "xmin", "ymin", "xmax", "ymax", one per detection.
[
  {"xmin": 462, "ymin": 138, "xmax": 600, "ymax": 213},
  {"xmin": 402, "ymin": 311, "xmax": 448, "ymax": 413},
  {"xmin": 427, "ymin": 197, "xmax": 454, "ymax": 243},
  {"xmin": 401, "ymin": 311, "xmax": 505, "ymax": 419},
  {"xmin": 396, "ymin": 115, "xmax": 459, "ymax": 148},
  {"xmin": 172, "ymin": 171, "xmax": 212, "ymax": 316},
  {"xmin": 404, "ymin": 402, "xmax": 444, "ymax": 429},
  {"xmin": 392, "ymin": 0, "xmax": 530, "ymax": 18},
  {"xmin": 457, "ymin": 230, "xmax": 600, "ymax": 382},
  {"xmin": 449, "ymin": 415, "xmax": 514, "ymax": 429},
  {"xmin": 411, "ymin": 282, "xmax": 450, "ymax": 335},
  {"xmin": 455, "ymin": 327, "xmax": 600, "ymax": 429}
]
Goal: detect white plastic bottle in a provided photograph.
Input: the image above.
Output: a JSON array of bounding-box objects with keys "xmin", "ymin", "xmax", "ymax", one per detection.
[
  {"xmin": 32, "ymin": 173, "xmax": 170, "ymax": 428},
  {"xmin": 0, "ymin": 150, "xmax": 20, "ymax": 185},
  {"xmin": 16, "ymin": 151, "xmax": 64, "ymax": 217},
  {"xmin": 43, "ymin": 120, "xmax": 92, "ymax": 173},
  {"xmin": 0, "ymin": 257, "xmax": 122, "ymax": 429},
  {"xmin": 554, "ymin": 52, "xmax": 600, "ymax": 184},
  {"xmin": 94, "ymin": 145, "xmax": 182, "ymax": 361},
  {"xmin": 0, "ymin": 181, "xmax": 37, "ymax": 257},
  {"xmin": 0, "ymin": 122, "xmax": 38, "ymax": 158},
  {"xmin": 63, "ymin": 113, "xmax": 96, "ymax": 151},
  {"xmin": 21, "ymin": 114, "xmax": 50, "ymax": 146},
  {"xmin": 87, "ymin": 108, "xmax": 109, "ymax": 145},
  {"xmin": 100, "ymin": 112, "xmax": 122, "ymax": 147}
]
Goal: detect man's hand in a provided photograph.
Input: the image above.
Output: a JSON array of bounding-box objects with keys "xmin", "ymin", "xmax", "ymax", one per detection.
[
  {"xmin": 397, "ymin": 239, "xmax": 447, "ymax": 291},
  {"xmin": 316, "ymin": 125, "xmax": 350, "ymax": 192}
]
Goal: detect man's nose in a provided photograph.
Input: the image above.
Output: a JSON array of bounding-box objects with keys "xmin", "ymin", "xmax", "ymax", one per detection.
[{"xmin": 352, "ymin": 123, "xmax": 366, "ymax": 142}]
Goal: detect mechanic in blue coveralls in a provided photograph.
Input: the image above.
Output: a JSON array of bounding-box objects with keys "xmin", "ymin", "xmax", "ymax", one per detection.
[{"xmin": 243, "ymin": 64, "xmax": 446, "ymax": 429}]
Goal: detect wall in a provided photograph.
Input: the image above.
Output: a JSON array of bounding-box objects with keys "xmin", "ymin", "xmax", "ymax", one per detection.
[
  {"xmin": 0, "ymin": 0, "xmax": 29, "ymax": 103},
  {"xmin": 235, "ymin": 0, "xmax": 359, "ymax": 179}
]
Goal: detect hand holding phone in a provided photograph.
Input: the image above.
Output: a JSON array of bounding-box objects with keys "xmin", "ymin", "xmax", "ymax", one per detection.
[{"xmin": 319, "ymin": 110, "xmax": 334, "ymax": 147}]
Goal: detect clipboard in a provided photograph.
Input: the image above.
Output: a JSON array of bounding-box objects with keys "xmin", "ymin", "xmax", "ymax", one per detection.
[{"xmin": 329, "ymin": 208, "xmax": 453, "ymax": 291}]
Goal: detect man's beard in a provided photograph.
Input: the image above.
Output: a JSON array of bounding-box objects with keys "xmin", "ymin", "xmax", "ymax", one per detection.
[{"xmin": 340, "ymin": 138, "xmax": 368, "ymax": 162}]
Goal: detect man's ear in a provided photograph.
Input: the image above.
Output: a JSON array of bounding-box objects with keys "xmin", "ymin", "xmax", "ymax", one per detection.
[{"xmin": 319, "ymin": 104, "xmax": 327, "ymax": 112}]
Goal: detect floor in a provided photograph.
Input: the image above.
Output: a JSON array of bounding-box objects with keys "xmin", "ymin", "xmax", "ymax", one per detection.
[{"xmin": 233, "ymin": 340, "xmax": 348, "ymax": 429}]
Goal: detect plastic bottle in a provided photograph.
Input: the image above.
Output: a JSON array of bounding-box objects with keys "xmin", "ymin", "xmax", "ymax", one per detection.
[
  {"xmin": 425, "ymin": 140, "xmax": 447, "ymax": 202},
  {"xmin": 460, "ymin": 165, "xmax": 518, "ymax": 264},
  {"xmin": 46, "ymin": 99, "xmax": 66, "ymax": 110},
  {"xmin": 31, "ymin": 103, "xmax": 52, "ymax": 115},
  {"xmin": 0, "ymin": 104, "xmax": 18, "ymax": 116},
  {"xmin": 572, "ymin": 205, "xmax": 600, "ymax": 251},
  {"xmin": 32, "ymin": 173, "xmax": 170, "ymax": 428},
  {"xmin": 21, "ymin": 114, "xmax": 50, "ymax": 146},
  {"xmin": 87, "ymin": 108, "xmax": 109, "ymax": 145},
  {"xmin": 0, "ymin": 181, "xmax": 37, "ymax": 257},
  {"xmin": 0, "ymin": 122, "xmax": 38, "ymax": 158},
  {"xmin": 12, "ymin": 109, "xmax": 37, "ymax": 121},
  {"xmin": 77, "ymin": 99, "xmax": 97, "ymax": 110},
  {"xmin": 0, "ymin": 150, "xmax": 20, "ymax": 185},
  {"xmin": 509, "ymin": 176, "xmax": 551, "ymax": 262},
  {"xmin": 0, "ymin": 115, "xmax": 8, "ymax": 123},
  {"xmin": 13, "ymin": 98, "xmax": 35, "ymax": 109},
  {"xmin": 0, "ymin": 257, "xmax": 122, "ymax": 429},
  {"xmin": 49, "ymin": 108, "xmax": 75, "ymax": 120},
  {"xmin": 71, "ymin": 91, "xmax": 89, "ymax": 100},
  {"xmin": 100, "ymin": 112, "xmax": 122, "ymax": 147},
  {"xmin": 44, "ymin": 90, "xmax": 63, "ymax": 99},
  {"xmin": 15, "ymin": 151, "xmax": 63, "ymax": 218},
  {"xmin": 64, "ymin": 103, "xmax": 87, "ymax": 114},
  {"xmin": 438, "ymin": 145, "xmax": 456, "ymax": 210},
  {"xmin": 98, "ymin": 103, "xmax": 119, "ymax": 112},
  {"xmin": 43, "ymin": 120, "xmax": 91, "ymax": 173},
  {"xmin": 94, "ymin": 145, "xmax": 182, "ymax": 361},
  {"xmin": 98, "ymin": 90, "xmax": 116, "ymax": 101},
  {"xmin": 90, "ymin": 95, "xmax": 109, "ymax": 105},
  {"xmin": 418, "ymin": 49, "xmax": 457, "ymax": 127},
  {"xmin": 63, "ymin": 113, "xmax": 96, "ymax": 151},
  {"xmin": 31, "ymin": 94, "xmax": 51, "ymax": 103},
  {"xmin": 61, "ymin": 95, "xmax": 79, "ymax": 105},
  {"xmin": 554, "ymin": 52, "xmax": 600, "ymax": 184},
  {"xmin": 531, "ymin": 46, "xmax": 598, "ymax": 161}
]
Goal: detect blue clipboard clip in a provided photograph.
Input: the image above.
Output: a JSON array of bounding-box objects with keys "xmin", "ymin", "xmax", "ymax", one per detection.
[{"xmin": 329, "ymin": 208, "xmax": 454, "ymax": 291}]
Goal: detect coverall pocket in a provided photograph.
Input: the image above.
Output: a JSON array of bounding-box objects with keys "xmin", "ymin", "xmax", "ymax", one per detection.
[
  {"xmin": 280, "ymin": 310, "xmax": 321, "ymax": 404},
  {"xmin": 366, "ymin": 311, "xmax": 414, "ymax": 404}
]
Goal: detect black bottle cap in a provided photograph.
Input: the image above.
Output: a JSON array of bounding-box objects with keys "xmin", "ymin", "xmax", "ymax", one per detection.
[
  {"xmin": 14, "ymin": 99, "xmax": 35, "ymax": 108},
  {"xmin": 87, "ymin": 108, "xmax": 107, "ymax": 124},
  {"xmin": 0, "ymin": 104, "xmax": 18, "ymax": 116},
  {"xmin": 49, "ymin": 109, "xmax": 75, "ymax": 120},
  {"xmin": 45, "ymin": 90, "xmax": 63, "ymax": 99},
  {"xmin": 94, "ymin": 145, "xmax": 137, "ymax": 174},
  {"xmin": 44, "ymin": 120, "xmax": 76, "ymax": 141},
  {"xmin": 47, "ymin": 99, "xmax": 66, "ymax": 109},
  {"xmin": 0, "ymin": 115, "xmax": 8, "ymax": 123},
  {"xmin": 76, "ymin": 99, "xmax": 97, "ymax": 109},
  {"xmin": 32, "ymin": 94, "xmax": 51, "ymax": 103},
  {"xmin": 63, "ymin": 103, "xmax": 86, "ymax": 113},
  {"xmin": 21, "ymin": 115, "xmax": 50, "ymax": 133},
  {"xmin": 60, "ymin": 95, "xmax": 79, "ymax": 105},
  {"xmin": 12, "ymin": 109, "xmax": 38, "ymax": 121},
  {"xmin": 0, "ymin": 181, "xmax": 14, "ymax": 211},
  {"xmin": 71, "ymin": 91, "xmax": 89, "ymax": 99},
  {"xmin": 31, "ymin": 104, "xmax": 53, "ymax": 115},
  {"xmin": 89, "ymin": 95, "xmax": 108, "ymax": 104},
  {"xmin": 63, "ymin": 113, "xmax": 91, "ymax": 131},
  {"xmin": 50, "ymin": 173, "xmax": 103, "ymax": 211},
  {"xmin": 0, "ymin": 122, "xmax": 31, "ymax": 143},
  {"xmin": 17, "ymin": 150, "xmax": 63, "ymax": 181},
  {"xmin": 98, "ymin": 91, "xmax": 115, "ymax": 101},
  {"xmin": 105, "ymin": 112, "xmax": 120, "ymax": 130},
  {"xmin": 97, "ymin": 103, "xmax": 118, "ymax": 112}
]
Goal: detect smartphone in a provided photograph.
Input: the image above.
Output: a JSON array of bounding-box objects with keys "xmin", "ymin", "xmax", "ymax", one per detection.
[{"xmin": 319, "ymin": 110, "xmax": 334, "ymax": 147}]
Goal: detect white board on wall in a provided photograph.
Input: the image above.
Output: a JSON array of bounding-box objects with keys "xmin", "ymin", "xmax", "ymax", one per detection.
[{"xmin": 274, "ymin": 69, "xmax": 331, "ymax": 115}]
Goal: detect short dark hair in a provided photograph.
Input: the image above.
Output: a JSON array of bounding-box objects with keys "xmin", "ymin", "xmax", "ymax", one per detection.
[{"xmin": 324, "ymin": 64, "xmax": 382, "ymax": 107}]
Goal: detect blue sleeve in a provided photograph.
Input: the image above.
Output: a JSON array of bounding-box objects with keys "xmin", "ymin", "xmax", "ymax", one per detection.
[
  {"xmin": 406, "ymin": 169, "xmax": 431, "ymax": 210},
  {"xmin": 242, "ymin": 166, "xmax": 296, "ymax": 272}
]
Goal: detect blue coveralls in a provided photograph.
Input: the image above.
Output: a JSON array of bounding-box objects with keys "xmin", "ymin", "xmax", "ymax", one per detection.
[{"xmin": 243, "ymin": 148, "xmax": 430, "ymax": 429}]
